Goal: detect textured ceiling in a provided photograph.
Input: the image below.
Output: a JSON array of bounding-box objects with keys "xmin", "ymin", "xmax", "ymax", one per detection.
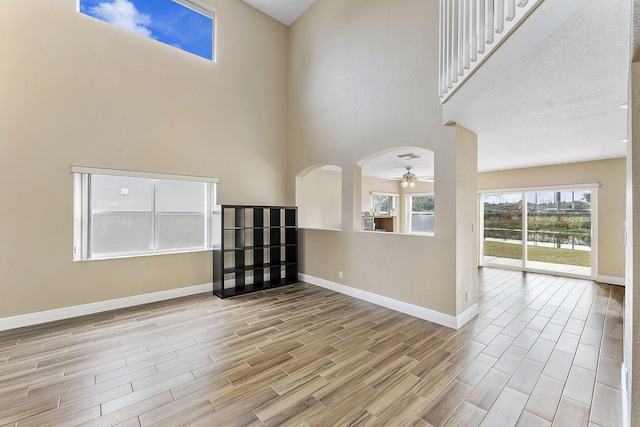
[
  {"xmin": 361, "ymin": 148, "xmax": 435, "ymax": 181},
  {"xmin": 241, "ymin": 0, "xmax": 316, "ymax": 25},
  {"xmin": 452, "ymin": 0, "xmax": 630, "ymax": 172}
]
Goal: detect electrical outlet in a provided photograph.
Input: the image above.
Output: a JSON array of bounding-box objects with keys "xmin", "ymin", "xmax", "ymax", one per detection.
[
  {"xmin": 466, "ymin": 291, "xmax": 470, "ymax": 301},
  {"xmin": 338, "ymin": 271, "xmax": 343, "ymax": 279}
]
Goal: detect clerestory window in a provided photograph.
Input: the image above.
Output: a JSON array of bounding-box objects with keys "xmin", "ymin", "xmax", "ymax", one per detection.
[{"xmin": 78, "ymin": 0, "xmax": 215, "ymax": 61}]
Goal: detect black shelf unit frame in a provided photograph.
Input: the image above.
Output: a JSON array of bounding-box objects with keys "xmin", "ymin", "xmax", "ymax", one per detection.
[{"xmin": 212, "ymin": 205, "xmax": 298, "ymax": 298}]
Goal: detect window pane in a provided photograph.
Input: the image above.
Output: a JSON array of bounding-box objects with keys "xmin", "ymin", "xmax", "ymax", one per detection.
[
  {"xmin": 157, "ymin": 180, "xmax": 205, "ymax": 212},
  {"xmin": 90, "ymin": 175, "xmax": 154, "ymax": 257},
  {"xmin": 373, "ymin": 195, "xmax": 392, "ymax": 215},
  {"xmin": 411, "ymin": 214, "xmax": 434, "ymax": 233},
  {"xmin": 91, "ymin": 175, "xmax": 154, "ymax": 211},
  {"xmin": 91, "ymin": 213, "xmax": 152, "ymax": 256},
  {"xmin": 79, "ymin": 0, "xmax": 214, "ymax": 61},
  {"xmin": 526, "ymin": 190, "xmax": 591, "ymax": 267},
  {"xmin": 158, "ymin": 214, "xmax": 205, "ymax": 250},
  {"xmin": 409, "ymin": 195, "xmax": 435, "ymax": 233},
  {"xmin": 412, "ymin": 195, "xmax": 435, "ymax": 213},
  {"xmin": 483, "ymin": 193, "xmax": 523, "ymax": 267}
]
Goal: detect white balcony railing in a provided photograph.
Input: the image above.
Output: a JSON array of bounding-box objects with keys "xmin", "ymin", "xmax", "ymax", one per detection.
[{"xmin": 439, "ymin": 0, "xmax": 544, "ymax": 101}]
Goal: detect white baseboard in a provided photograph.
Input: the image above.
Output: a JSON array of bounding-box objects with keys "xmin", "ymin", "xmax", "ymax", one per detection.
[
  {"xmin": 622, "ymin": 362, "xmax": 630, "ymax": 427},
  {"xmin": 456, "ymin": 303, "xmax": 480, "ymax": 329},
  {"xmin": 299, "ymin": 273, "xmax": 478, "ymax": 329},
  {"xmin": 0, "ymin": 283, "xmax": 213, "ymax": 332},
  {"xmin": 596, "ymin": 275, "xmax": 625, "ymax": 286}
]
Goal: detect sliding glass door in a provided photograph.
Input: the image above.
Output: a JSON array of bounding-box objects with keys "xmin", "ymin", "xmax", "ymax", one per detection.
[
  {"xmin": 481, "ymin": 188, "xmax": 594, "ymax": 278},
  {"xmin": 525, "ymin": 190, "xmax": 592, "ymax": 276},
  {"xmin": 482, "ymin": 193, "xmax": 523, "ymax": 268}
]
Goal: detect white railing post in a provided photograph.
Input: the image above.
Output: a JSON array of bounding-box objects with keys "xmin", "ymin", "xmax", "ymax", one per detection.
[
  {"xmin": 496, "ymin": 0, "xmax": 505, "ymax": 34},
  {"xmin": 439, "ymin": 0, "xmax": 544, "ymax": 102}
]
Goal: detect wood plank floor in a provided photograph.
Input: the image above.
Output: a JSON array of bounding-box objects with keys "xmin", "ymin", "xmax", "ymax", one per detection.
[{"xmin": 0, "ymin": 268, "xmax": 623, "ymax": 426}]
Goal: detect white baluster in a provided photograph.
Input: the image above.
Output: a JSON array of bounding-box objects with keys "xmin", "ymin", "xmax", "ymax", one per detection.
[
  {"xmin": 439, "ymin": 0, "xmax": 444, "ymax": 97},
  {"xmin": 471, "ymin": 0, "xmax": 478, "ymax": 62},
  {"xmin": 496, "ymin": 0, "xmax": 505, "ymax": 34},
  {"xmin": 451, "ymin": 0, "xmax": 459, "ymax": 84},
  {"xmin": 507, "ymin": 0, "xmax": 516, "ymax": 21},
  {"xmin": 486, "ymin": 0, "xmax": 494, "ymax": 44},
  {"xmin": 457, "ymin": 0, "xmax": 464, "ymax": 76},
  {"xmin": 463, "ymin": 0, "xmax": 471, "ymax": 69},
  {"xmin": 477, "ymin": 0, "xmax": 485, "ymax": 53}
]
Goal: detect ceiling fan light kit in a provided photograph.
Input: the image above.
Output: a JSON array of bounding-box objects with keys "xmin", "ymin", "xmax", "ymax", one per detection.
[
  {"xmin": 400, "ymin": 166, "xmax": 417, "ymax": 188},
  {"xmin": 400, "ymin": 177, "xmax": 416, "ymax": 188}
]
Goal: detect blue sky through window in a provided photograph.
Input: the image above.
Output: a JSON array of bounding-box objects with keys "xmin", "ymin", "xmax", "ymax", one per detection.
[{"xmin": 80, "ymin": 0, "xmax": 213, "ymax": 60}]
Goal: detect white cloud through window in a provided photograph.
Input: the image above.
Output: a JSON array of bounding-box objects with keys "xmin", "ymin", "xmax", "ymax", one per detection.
[
  {"xmin": 80, "ymin": 0, "xmax": 214, "ymax": 60},
  {"xmin": 89, "ymin": 0, "xmax": 152, "ymax": 37}
]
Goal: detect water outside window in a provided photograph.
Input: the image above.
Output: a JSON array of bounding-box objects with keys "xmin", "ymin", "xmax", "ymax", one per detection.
[
  {"xmin": 483, "ymin": 193, "xmax": 523, "ymax": 268},
  {"xmin": 482, "ymin": 189, "xmax": 592, "ymax": 277},
  {"xmin": 525, "ymin": 190, "xmax": 591, "ymax": 274}
]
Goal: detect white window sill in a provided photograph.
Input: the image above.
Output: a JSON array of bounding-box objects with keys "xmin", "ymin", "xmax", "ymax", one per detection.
[
  {"xmin": 74, "ymin": 248, "xmax": 212, "ymax": 262},
  {"xmin": 356, "ymin": 230, "xmax": 435, "ymax": 237}
]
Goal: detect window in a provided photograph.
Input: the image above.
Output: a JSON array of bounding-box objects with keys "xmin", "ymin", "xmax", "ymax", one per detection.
[
  {"xmin": 407, "ymin": 193, "xmax": 435, "ymax": 233},
  {"xmin": 78, "ymin": 0, "xmax": 215, "ymax": 61},
  {"xmin": 372, "ymin": 192, "xmax": 397, "ymax": 216},
  {"xmin": 481, "ymin": 185, "xmax": 596, "ymax": 278},
  {"xmin": 73, "ymin": 167, "xmax": 218, "ymax": 260}
]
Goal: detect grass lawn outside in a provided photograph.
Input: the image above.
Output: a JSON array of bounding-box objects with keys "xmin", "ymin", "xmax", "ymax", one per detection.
[{"xmin": 484, "ymin": 241, "xmax": 591, "ymax": 267}]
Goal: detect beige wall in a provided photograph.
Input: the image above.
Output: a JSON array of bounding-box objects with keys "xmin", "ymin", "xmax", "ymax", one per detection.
[
  {"xmin": 478, "ymin": 158, "xmax": 626, "ymax": 279},
  {"xmin": 456, "ymin": 126, "xmax": 479, "ymax": 314},
  {"xmin": 321, "ymin": 169, "xmax": 343, "ymax": 229},
  {"xmin": 290, "ymin": 0, "xmax": 477, "ymax": 317},
  {"xmin": 297, "ymin": 167, "xmax": 342, "ymax": 230},
  {"xmin": 0, "ymin": 0, "xmax": 288, "ymax": 317}
]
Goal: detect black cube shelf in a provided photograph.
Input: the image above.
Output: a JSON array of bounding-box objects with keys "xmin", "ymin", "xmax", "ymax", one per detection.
[{"xmin": 212, "ymin": 205, "xmax": 298, "ymax": 298}]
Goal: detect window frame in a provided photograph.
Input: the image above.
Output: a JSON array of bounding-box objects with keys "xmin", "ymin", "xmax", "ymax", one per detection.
[
  {"xmin": 72, "ymin": 166, "xmax": 218, "ymax": 261},
  {"xmin": 371, "ymin": 192, "xmax": 398, "ymax": 216},
  {"xmin": 478, "ymin": 183, "xmax": 599, "ymax": 279},
  {"xmin": 77, "ymin": 0, "xmax": 217, "ymax": 62},
  {"xmin": 405, "ymin": 192, "xmax": 435, "ymax": 235}
]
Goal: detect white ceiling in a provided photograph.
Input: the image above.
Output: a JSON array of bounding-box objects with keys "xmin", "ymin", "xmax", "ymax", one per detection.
[
  {"xmin": 452, "ymin": 0, "xmax": 630, "ymax": 172},
  {"xmin": 241, "ymin": 0, "xmax": 316, "ymax": 26},
  {"xmin": 361, "ymin": 149, "xmax": 435, "ymax": 181}
]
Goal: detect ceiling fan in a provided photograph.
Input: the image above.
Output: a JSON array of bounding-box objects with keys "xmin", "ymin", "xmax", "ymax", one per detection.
[{"xmin": 385, "ymin": 166, "xmax": 433, "ymax": 188}]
